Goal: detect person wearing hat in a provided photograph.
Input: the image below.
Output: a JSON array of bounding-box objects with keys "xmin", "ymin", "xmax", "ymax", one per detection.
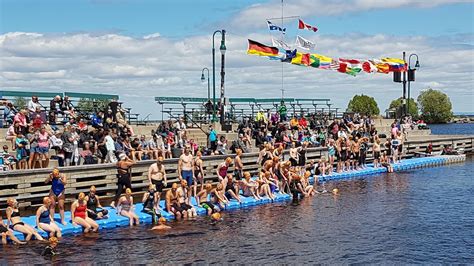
[
  {"xmin": 117, "ymin": 188, "xmax": 139, "ymax": 226},
  {"xmin": 111, "ymin": 153, "xmax": 135, "ymax": 208},
  {"xmin": 150, "ymin": 217, "xmax": 171, "ymax": 231},
  {"xmin": 41, "ymin": 237, "xmax": 59, "ymax": 256},
  {"xmin": 165, "ymin": 183, "xmax": 185, "ymax": 220},
  {"xmin": 45, "ymin": 168, "xmax": 67, "ymax": 225}
]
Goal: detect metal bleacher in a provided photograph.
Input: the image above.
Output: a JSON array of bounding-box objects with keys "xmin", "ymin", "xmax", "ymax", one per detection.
[
  {"xmin": 0, "ymin": 90, "xmax": 138, "ymax": 127},
  {"xmin": 155, "ymin": 96, "xmax": 341, "ymax": 125}
]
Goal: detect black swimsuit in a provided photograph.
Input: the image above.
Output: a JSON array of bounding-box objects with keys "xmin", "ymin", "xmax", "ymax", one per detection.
[{"xmin": 9, "ymin": 209, "xmax": 25, "ymax": 229}]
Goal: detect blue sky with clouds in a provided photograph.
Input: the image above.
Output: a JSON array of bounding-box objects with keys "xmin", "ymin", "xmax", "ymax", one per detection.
[{"xmin": 1, "ymin": 0, "xmax": 473, "ymax": 116}]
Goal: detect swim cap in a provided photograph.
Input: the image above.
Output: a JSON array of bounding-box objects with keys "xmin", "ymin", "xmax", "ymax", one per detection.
[
  {"xmin": 158, "ymin": 217, "xmax": 166, "ymax": 224},
  {"xmin": 211, "ymin": 212, "xmax": 221, "ymax": 221},
  {"xmin": 225, "ymin": 157, "xmax": 232, "ymax": 164},
  {"xmin": 52, "ymin": 168, "xmax": 60, "ymax": 176},
  {"xmin": 125, "ymin": 188, "xmax": 132, "ymax": 195},
  {"xmin": 332, "ymin": 188, "xmax": 339, "ymax": 194},
  {"xmin": 49, "ymin": 237, "xmax": 59, "ymax": 244},
  {"xmin": 171, "ymin": 183, "xmax": 178, "ymax": 189},
  {"xmin": 78, "ymin": 192, "xmax": 85, "ymax": 200}
]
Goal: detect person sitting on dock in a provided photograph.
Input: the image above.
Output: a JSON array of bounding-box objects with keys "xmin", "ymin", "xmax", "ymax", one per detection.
[
  {"xmin": 258, "ymin": 171, "xmax": 277, "ymax": 200},
  {"xmin": 45, "ymin": 168, "xmax": 67, "ymax": 225},
  {"xmin": 289, "ymin": 174, "xmax": 306, "ymax": 202},
  {"xmin": 222, "ymin": 174, "xmax": 241, "ymax": 203},
  {"xmin": 240, "ymin": 172, "xmax": 261, "ymax": 200},
  {"xmin": 1, "ymin": 212, "xmax": 26, "ymax": 245},
  {"xmin": 166, "ymin": 183, "xmax": 185, "ymax": 220},
  {"xmin": 142, "ymin": 184, "xmax": 160, "ymax": 223},
  {"xmin": 177, "ymin": 180, "xmax": 197, "ymax": 218},
  {"xmin": 84, "ymin": 186, "xmax": 108, "ymax": 220},
  {"xmin": 36, "ymin": 197, "xmax": 62, "ymax": 238},
  {"xmin": 380, "ymin": 152, "xmax": 394, "ymax": 173},
  {"xmin": 301, "ymin": 171, "xmax": 316, "ymax": 196},
  {"xmin": 6, "ymin": 198, "xmax": 45, "ymax": 242},
  {"xmin": 117, "ymin": 188, "xmax": 139, "ymax": 226},
  {"xmin": 197, "ymin": 183, "xmax": 220, "ymax": 216},
  {"xmin": 71, "ymin": 192, "xmax": 99, "ymax": 233}
]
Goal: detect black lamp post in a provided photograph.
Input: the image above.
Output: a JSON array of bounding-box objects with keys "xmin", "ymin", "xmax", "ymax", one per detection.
[
  {"xmin": 407, "ymin": 54, "xmax": 420, "ymax": 116},
  {"xmin": 201, "ymin": 67, "xmax": 210, "ymax": 102},
  {"xmin": 212, "ymin": 29, "xmax": 226, "ymax": 123}
]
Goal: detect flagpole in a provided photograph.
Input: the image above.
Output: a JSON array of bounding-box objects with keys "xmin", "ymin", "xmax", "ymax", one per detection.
[{"xmin": 281, "ymin": 0, "xmax": 284, "ymax": 103}]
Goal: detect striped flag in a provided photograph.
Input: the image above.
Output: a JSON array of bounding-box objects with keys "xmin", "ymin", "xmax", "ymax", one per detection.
[{"xmin": 267, "ymin": 21, "xmax": 286, "ymax": 34}]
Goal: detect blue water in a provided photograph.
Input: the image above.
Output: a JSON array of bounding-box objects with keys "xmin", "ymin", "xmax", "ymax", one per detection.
[
  {"xmin": 2, "ymin": 157, "xmax": 473, "ymax": 264},
  {"xmin": 430, "ymin": 123, "xmax": 474, "ymax": 135}
]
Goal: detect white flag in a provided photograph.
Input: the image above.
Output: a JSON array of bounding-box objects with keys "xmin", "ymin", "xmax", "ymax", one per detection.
[
  {"xmin": 295, "ymin": 35, "xmax": 315, "ymax": 50},
  {"xmin": 272, "ymin": 37, "xmax": 291, "ymax": 50}
]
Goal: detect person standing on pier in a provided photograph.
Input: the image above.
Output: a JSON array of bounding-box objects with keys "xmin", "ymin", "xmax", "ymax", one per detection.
[
  {"xmin": 208, "ymin": 125, "xmax": 217, "ymax": 153},
  {"xmin": 178, "ymin": 146, "xmax": 195, "ymax": 196},
  {"xmin": 45, "ymin": 168, "xmax": 67, "ymax": 225},
  {"xmin": 111, "ymin": 153, "xmax": 135, "ymax": 208},
  {"xmin": 148, "ymin": 156, "xmax": 168, "ymax": 202}
]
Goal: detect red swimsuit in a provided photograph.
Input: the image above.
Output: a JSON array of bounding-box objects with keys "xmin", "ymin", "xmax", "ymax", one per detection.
[{"xmin": 74, "ymin": 203, "xmax": 87, "ymax": 219}]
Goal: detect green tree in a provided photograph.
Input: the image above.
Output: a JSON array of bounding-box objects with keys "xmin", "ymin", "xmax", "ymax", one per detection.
[
  {"xmin": 77, "ymin": 98, "xmax": 111, "ymax": 112},
  {"xmin": 347, "ymin": 94, "xmax": 380, "ymax": 116},
  {"xmin": 417, "ymin": 88, "xmax": 453, "ymax": 123},
  {"xmin": 13, "ymin": 97, "xmax": 27, "ymax": 109},
  {"xmin": 389, "ymin": 97, "xmax": 418, "ymax": 118}
]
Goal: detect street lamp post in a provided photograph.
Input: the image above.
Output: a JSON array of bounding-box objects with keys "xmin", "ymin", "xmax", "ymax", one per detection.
[
  {"xmin": 407, "ymin": 54, "xmax": 420, "ymax": 117},
  {"xmin": 201, "ymin": 67, "xmax": 210, "ymax": 102},
  {"xmin": 219, "ymin": 30, "xmax": 226, "ymax": 125},
  {"xmin": 212, "ymin": 30, "xmax": 226, "ymax": 124},
  {"xmin": 201, "ymin": 67, "xmax": 210, "ymax": 122}
]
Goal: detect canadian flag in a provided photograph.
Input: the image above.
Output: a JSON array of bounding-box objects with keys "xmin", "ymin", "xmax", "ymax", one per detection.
[{"xmin": 298, "ymin": 19, "xmax": 318, "ymax": 32}]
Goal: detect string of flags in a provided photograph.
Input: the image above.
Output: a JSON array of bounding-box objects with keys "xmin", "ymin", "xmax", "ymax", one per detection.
[
  {"xmin": 247, "ymin": 39, "xmax": 406, "ymax": 76},
  {"xmin": 248, "ymin": 18, "xmax": 406, "ymax": 77}
]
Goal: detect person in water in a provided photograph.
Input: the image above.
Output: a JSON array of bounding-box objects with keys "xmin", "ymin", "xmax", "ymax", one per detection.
[
  {"xmin": 36, "ymin": 197, "xmax": 62, "ymax": 238},
  {"xmin": 117, "ymin": 188, "xmax": 139, "ymax": 226},
  {"xmin": 45, "ymin": 168, "xmax": 67, "ymax": 225},
  {"xmin": 150, "ymin": 217, "xmax": 171, "ymax": 231},
  {"xmin": 142, "ymin": 184, "xmax": 160, "ymax": 223},
  {"xmin": 1, "ymin": 212, "xmax": 25, "ymax": 245},
  {"xmin": 71, "ymin": 192, "xmax": 99, "ymax": 233},
  {"xmin": 84, "ymin": 186, "xmax": 109, "ymax": 220},
  {"xmin": 196, "ymin": 183, "xmax": 220, "ymax": 216},
  {"xmin": 6, "ymin": 197, "xmax": 44, "ymax": 241},
  {"xmin": 41, "ymin": 237, "xmax": 58, "ymax": 257}
]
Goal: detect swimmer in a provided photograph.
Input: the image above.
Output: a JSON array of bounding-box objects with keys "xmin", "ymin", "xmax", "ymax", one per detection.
[
  {"xmin": 41, "ymin": 237, "xmax": 59, "ymax": 257},
  {"xmin": 301, "ymin": 171, "xmax": 316, "ymax": 196},
  {"xmin": 117, "ymin": 188, "xmax": 139, "ymax": 226},
  {"xmin": 240, "ymin": 172, "xmax": 260, "ymax": 200},
  {"xmin": 166, "ymin": 183, "xmax": 185, "ymax": 219},
  {"xmin": 45, "ymin": 168, "xmax": 67, "ymax": 225},
  {"xmin": 216, "ymin": 157, "xmax": 232, "ymax": 181},
  {"xmin": 213, "ymin": 183, "xmax": 229, "ymax": 209},
  {"xmin": 1, "ymin": 212, "xmax": 25, "ymax": 245},
  {"xmin": 36, "ymin": 197, "xmax": 62, "ymax": 238},
  {"xmin": 380, "ymin": 152, "xmax": 394, "ymax": 173},
  {"xmin": 6, "ymin": 197, "xmax": 44, "ymax": 241},
  {"xmin": 150, "ymin": 217, "xmax": 171, "ymax": 231},
  {"xmin": 211, "ymin": 212, "xmax": 222, "ymax": 222},
  {"xmin": 177, "ymin": 180, "xmax": 197, "ymax": 218},
  {"xmin": 196, "ymin": 183, "xmax": 220, "ymax": 216},
  {"xmin": 142, "ymin": 184, "xmax": 160, "ymax": 223},
  {"xmin": 84, "ymin": 186, "xmax": 109, "ymax": 220},
  {"xmin": 222, "ymin": 174, "xmax": 241, "ymax": 203},
  {"xmin": 332, "ymin": 188, "xmax": 339, "ymax": 195},
  {"xmin": 71, "ymin": 192, "xmax": 99, "ymax": 233}
]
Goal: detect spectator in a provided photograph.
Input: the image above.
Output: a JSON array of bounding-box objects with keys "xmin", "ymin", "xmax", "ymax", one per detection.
[
  {"xmin": 104, "ymin": 130, "xmax": 117, "ymax": 163},
  {"xmin": 208, "ymin": 125, "xmax": 217, "ymax": 152}
]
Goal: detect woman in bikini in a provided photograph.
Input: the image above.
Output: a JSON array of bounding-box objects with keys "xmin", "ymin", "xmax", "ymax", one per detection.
[{"xmin": 6, "ymin": 198, "xmax": 44, "ymax": 241}]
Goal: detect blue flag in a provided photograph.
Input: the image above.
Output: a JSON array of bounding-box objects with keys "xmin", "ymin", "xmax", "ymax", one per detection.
[
  {"xmin": 281, "ymin": 49, "xmax": 297, "ymax": 62},
  {"xmin": 267, "ymin": 21, "xmax": 286, "ymax": 34}
]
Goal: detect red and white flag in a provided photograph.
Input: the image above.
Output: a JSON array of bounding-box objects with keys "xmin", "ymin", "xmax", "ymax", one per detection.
[{"xmin": 298, "ymin": 19, "xmax": 318, "ymax": 32}]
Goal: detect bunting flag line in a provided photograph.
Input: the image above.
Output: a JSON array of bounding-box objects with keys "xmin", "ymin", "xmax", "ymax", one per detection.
[
  {"xmin": 298, "ymin": 19, "xmax": 318, "ymax": 32},
  {"xmin": 247, "ymin": 39, "xmax": 406, "ymax": 77},
  {"xmin": 271, "ymin": 37, "xmax": 291, "ymax": 50},
  {"xmin": 295, "ymin": 35, "xmax": 315, "ymax": 50},
  {"xmin": 247, "ymin": 39, "xmax": 279, "ymax": 57},
  {"xmin": 267, "ymin": 21, "xmax": 286, "ymax": 34}
]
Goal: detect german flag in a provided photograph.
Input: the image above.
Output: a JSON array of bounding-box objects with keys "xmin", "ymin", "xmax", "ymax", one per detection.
[{"xmin": 247, "ymin": 39, "xmax": 279, "ymax": 57}]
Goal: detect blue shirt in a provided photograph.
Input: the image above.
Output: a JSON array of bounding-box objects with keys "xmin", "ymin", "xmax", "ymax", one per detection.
[{"xmin": 209, "ymin": 130, "xmax": 217, "ymax": 142}]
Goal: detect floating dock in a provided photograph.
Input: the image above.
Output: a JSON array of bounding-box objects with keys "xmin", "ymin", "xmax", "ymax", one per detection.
[{"xmin": 5, "ymin": 155, "xmax": 466, "ymax": 241}]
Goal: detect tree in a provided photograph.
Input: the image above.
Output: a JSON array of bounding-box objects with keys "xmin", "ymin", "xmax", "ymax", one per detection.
[
  {"xmin": 77, "ymin": 98, "xmax": 111, "ymax": 113},
  {"xmin": 347, "ymin": 94, "xmax": 380, "ymax": 116},
  {"xmin": 417, "ymin": 88, "xmax": 453, "ymax": 123},
  {"xmin": 13, "ymin": 97, "xmax": 27, "ymax": 109},
  {"xmin": 389, "ymin": 97, "xmax": 418, "ymax": 118}
]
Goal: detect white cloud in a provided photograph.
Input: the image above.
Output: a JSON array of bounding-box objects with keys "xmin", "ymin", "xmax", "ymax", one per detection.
[
  {"xmin": 0, "ymin": 30, "xmax": 473, "ymax": 118},
  {"xmin": 230, "ymin": 0, "xmax": 473, "ymax": 29}
]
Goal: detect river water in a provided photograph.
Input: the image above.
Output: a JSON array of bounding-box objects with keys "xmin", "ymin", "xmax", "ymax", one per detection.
[
  {"xmin": 429, "ymin": 123, "xmax": 474, "ymax": 135},
  {"xmin": 2, "ymin": 156, "xmax": 473, "ymax": 264}
]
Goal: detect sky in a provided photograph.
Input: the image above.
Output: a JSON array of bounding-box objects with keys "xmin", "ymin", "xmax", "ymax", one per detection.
[{"xmin": 1, "ymin": 0, "xmax": 473, "ymax": 118}]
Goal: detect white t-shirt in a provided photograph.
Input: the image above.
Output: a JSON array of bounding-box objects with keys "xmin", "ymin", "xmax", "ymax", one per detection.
[{"xmin": 105, "ymin": 135, "xmax": 115, "ymax": 151}]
